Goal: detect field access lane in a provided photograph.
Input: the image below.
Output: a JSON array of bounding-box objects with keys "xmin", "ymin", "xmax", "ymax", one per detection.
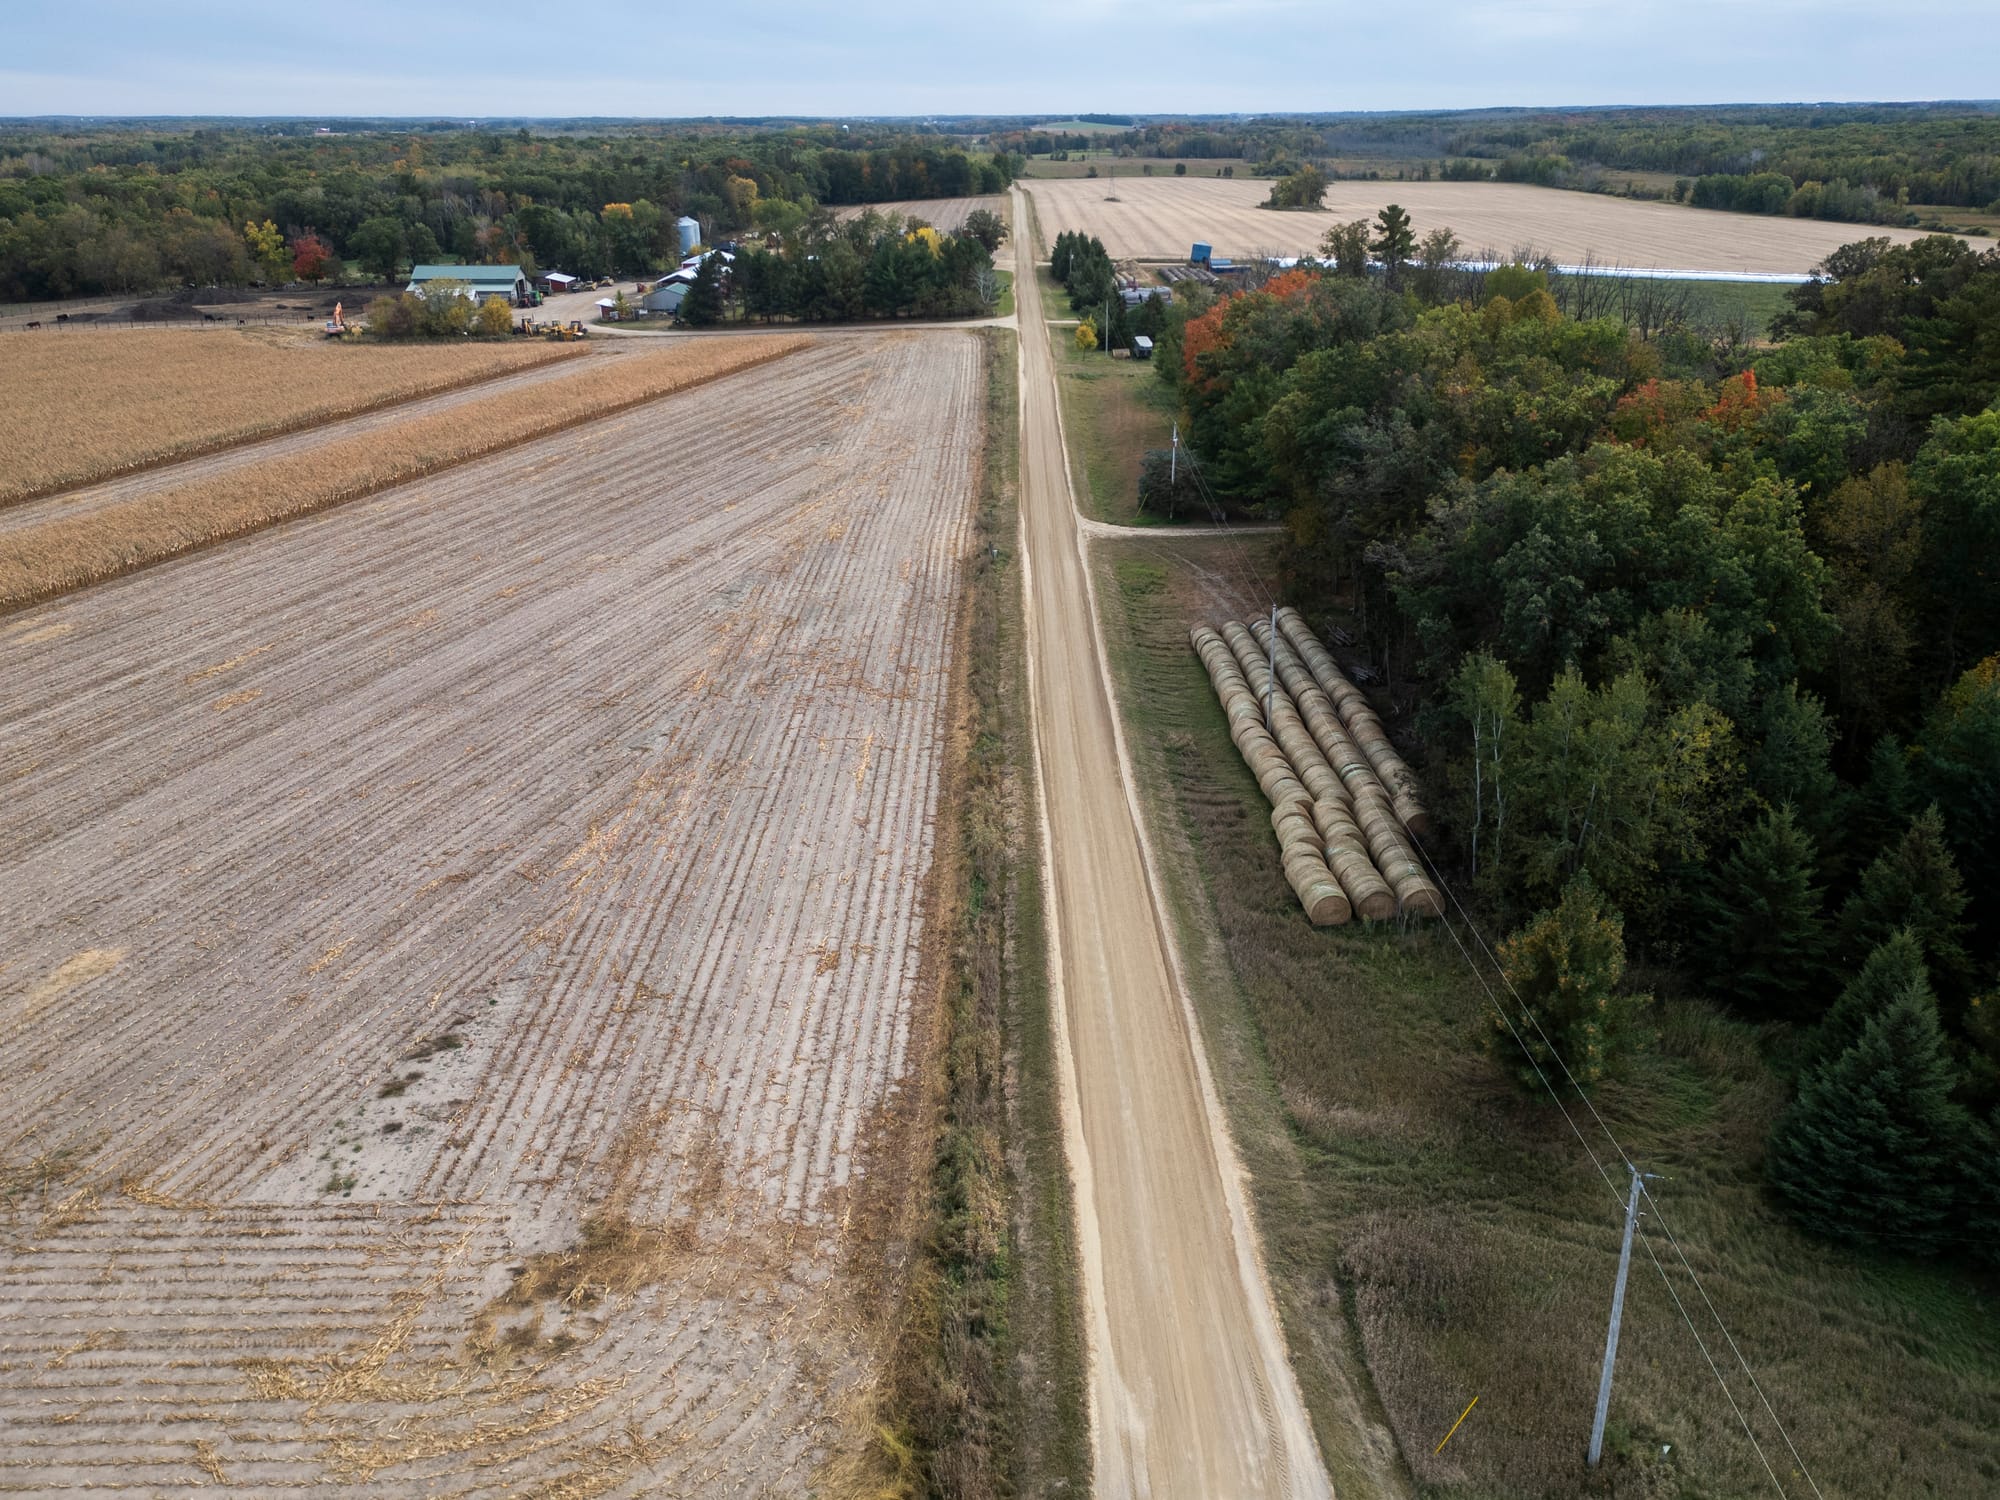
[{"xmin": 1011, "ymin": 186, "xmax": 1333, "ymax": 1499}]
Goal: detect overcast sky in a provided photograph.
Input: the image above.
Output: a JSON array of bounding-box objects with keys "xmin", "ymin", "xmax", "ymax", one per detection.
[{"xmin": 5, "ymin": 0, "xmax": 1998, "ymax": 117}]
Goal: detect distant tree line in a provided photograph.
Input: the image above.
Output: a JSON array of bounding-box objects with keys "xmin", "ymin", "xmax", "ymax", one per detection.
[{"xmin": 0, "ymin": 122, "xmax": 1020, "ymax": 301}]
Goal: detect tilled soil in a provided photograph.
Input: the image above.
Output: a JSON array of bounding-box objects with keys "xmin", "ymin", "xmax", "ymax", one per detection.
[
  {"xmin": 1028, "ymin": 174, "xmax": 1968, "ymax": 275},
  {"xmin": 832, "ymin": 195, "xmax": 1006, "ymax": 233},
  {"xmin": 0, "ymin": 332, "xmax": 979, "ymax": 1496}
]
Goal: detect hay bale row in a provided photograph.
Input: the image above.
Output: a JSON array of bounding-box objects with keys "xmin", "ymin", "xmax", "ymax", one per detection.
[
  {"xmin": 1192, "ymin": 625, "xmax": 1351, "ymax": 925},
  {"xmin": 1247, "ymin": 617, "xmax": 1376, "ymax": 800},
  {"xmin": 1219, "ymin": 621, "xmax": 1349, "ymax": 809},
  {"xmin": 1275, "ymin": 605, "xmax": 1432, "ymax": 837},
  {"xmin": 1193, "ymin": 616, "xmax": 1442, "ymax": 922}
]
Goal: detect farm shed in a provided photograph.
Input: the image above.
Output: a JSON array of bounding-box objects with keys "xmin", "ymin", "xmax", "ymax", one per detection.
[
  {"xmin": 407, "ymin": 264, "xmax": 532, "ymax": 304},
  {"xmin": 642, "ymin": 280, "xmax": 690, "ymax": 315},
  {"xmin": 539, "ymin": 271, "xmax": 578, "ymax": 293}
]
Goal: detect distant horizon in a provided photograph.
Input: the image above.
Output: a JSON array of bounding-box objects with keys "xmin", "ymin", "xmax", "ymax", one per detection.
[
  {"xmin": 6, "ymin": 100, "xmax": 2000, "ymax": 128},
  {"xmin": 10, "ymin": 0, "xmax": 2000, "ymax": 118}
]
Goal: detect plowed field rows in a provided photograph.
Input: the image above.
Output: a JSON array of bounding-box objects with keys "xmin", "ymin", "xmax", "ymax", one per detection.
[
  {"xmin": 0, "ymin": 332, "xmax": 981, "ymax": 1495},
  {"xmin": 1028, "ymin": 175, "xmax": 1965, "ymax": 275},
  {"xmin": 833, "ymin": 195, "xmax": 1005, "ymax": 232}
]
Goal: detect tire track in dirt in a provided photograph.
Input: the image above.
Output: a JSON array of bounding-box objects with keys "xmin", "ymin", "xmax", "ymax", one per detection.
[{"xmin": 0, "ymin": 332, "xmax": 980, "ymax": 1496}]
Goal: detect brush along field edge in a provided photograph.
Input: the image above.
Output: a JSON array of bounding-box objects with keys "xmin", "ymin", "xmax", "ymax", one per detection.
[
  {"xmin": 1011, "ymin": 184, "xmax": 1332, "ymax": 1498},
  {"xmin": 870, "ymin": 326, "xmax": 1089, "ymax": 1496},
  {"xmin": 0, "ymin": 331, "xmax": 584, "ymax": 506},
  {"xmin": 0, "ymin": 335, "xmax": 810, "ymax": 611}
]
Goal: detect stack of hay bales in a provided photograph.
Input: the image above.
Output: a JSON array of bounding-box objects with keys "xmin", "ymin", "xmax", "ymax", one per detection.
[
  {"xmin": 1192, "ymin": 610, "xmax": 1442, "ymax": 924},
  {"xmin": 1192, "ymin": 626, "xmax": 1350, "ymax": 925},
  {"xmin": 1276, "ymin": 605, "xmax": 1431, "ymax": 838}
]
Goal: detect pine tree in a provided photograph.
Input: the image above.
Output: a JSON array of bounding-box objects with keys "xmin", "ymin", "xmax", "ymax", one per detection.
[
  {"xmin": 1767, "ymin": 986, "xmax": 1970, "ymax": 1254},
  {"xmin": 1700, "ymin": 803, "xmax": 1830, "ymax": 1018},
  {"xmin": 1838, "ymin": 804, "xmax": 1973, "ymax": 993},
  {"xmin": 680, "ymin": 253, "xmax": 725, "ymax": 326},
  {"xmin": 1801, "ymin": 928, "xmax": 1932, "ymax": 1074}
]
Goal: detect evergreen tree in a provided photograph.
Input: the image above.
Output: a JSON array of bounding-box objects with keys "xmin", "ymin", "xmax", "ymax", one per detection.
[
  {"xmin": 680, "ymin": 252, "xmax": 725, "ymax": 326},
  {"xmin": 1767, "ymin": 985, "xmax": 1970, "ymax": 1254},
  {"xmin": 1700, "ymin": 803, "xmax": 1829, "ymax": 1018},
  {"xmin": 1800, "ymin": 928, "xmax": 1931, "ymax": 1074},
  {"xmin": 1838, "ymin": 805, "xmax": 1974, "ymax": 994}
]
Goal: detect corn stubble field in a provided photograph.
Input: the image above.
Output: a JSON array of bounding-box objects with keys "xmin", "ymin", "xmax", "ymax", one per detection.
[
  {"xmin": 0, "ymin": 334, "xmax": 806, "ymax": 609},
  {"xmin": 0, "ymin": 332, "xmax": 980, "ymax": 1494},
  {"xmin": 0, "ymin": 327, "xmax": 581, "ymax": 504}
]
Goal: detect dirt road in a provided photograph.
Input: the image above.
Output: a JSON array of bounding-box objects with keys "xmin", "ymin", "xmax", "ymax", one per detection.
[{"xmin": 1010, "ymin": 188, "xmax": 1332, "ymax": 1498}]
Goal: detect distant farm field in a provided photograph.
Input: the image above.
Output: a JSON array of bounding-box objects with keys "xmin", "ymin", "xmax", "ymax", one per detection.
[
  {"xmin": 1027, "ymin": 176, "xmax": 1968, "ymax": 275},
  {"xmin": 0, "ymin": 332, "xmax": 981, "ymax": 1496},
  {"xmin": 835, "ymin": 195, "xmax": 1007, "ymax": 232},
  {"xmin": 0, "ymin": 327, "xmax": 579, "ymax": 504}
]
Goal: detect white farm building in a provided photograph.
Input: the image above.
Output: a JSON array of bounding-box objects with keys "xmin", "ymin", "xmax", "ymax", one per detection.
[{"xmin": 405, "ymin": 264, "xmax": 531, "ymax": 303}]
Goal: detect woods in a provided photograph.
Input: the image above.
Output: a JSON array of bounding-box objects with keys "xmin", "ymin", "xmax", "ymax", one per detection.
[
  {"xmin": 0, "ymin": 122, "xmax": 1021, "ymax": 301},
  {"xmin": 1150, "ymin": 230, "xmax": 2000, "ymax": 1261}
]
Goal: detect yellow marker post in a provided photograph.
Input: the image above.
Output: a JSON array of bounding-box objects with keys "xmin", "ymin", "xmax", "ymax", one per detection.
[{"xmin": 1434, "ymin": 1395, "xmax": 1479, "ymax": 1455}]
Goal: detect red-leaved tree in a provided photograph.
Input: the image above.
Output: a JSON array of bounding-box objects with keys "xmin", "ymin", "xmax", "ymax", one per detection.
[{"xmin": 292, "ymin": 233, "xmax": 335, "ymax": 284}]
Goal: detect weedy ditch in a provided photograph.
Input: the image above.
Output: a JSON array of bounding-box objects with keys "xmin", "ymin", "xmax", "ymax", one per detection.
[{"xmin": 867, "ymin": 327, "xmax": 1088, "ymax": 1499}]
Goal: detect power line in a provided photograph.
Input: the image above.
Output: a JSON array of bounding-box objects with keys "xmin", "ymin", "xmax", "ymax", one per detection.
[{"xmin": 1406, "ymin": 837, "xmax": 1819, "ymax": 1496}]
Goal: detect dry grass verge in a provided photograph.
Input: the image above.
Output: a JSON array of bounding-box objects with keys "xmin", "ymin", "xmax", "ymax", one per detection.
[
  {"xmin": 0, "ymin": 334, "xmax": 810, "ymax": 609},
  {"xmin": 1, "ymin": 327, "xmax": 582, "ymax": 505},
  {"xmin": 870, "ymin": 328, "xmax": 1088, "ymax": 1499}
]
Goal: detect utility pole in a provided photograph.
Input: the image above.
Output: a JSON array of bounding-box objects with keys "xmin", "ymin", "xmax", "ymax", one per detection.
[
  {"xmin": 1588, "ymin": 1165, "xmax": 1654, "ymax": 1466},
  {"xmin": 1169, "ymin": 421, "xmax": 1179, "ymax": 487}
]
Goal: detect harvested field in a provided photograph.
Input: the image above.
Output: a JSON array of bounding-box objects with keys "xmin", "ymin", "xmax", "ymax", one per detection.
[
  {"xmin": 0, "ymin": 333, "xmax": 809, "ymax": 609},
  {"xmin": 1027, "ymin": 176, "xmax": 1968, "ymax": 275},
  {"xmin": 0, "ymin": 331, "xmax": 981, "ymax": 1495},
  {"xmin": 833, "ymin": 195, "xmax": 1006, "ymax": 233},
  {"xmin": 0, "ymin": 327, "xmax": 581, "ymax": 505}
]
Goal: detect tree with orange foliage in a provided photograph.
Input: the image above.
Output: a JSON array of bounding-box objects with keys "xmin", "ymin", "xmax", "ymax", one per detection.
[
  {"xmin": 291, "ymin": 232, "xmax": 336, "ymax": 285},
  {"xmin": 1704, "ymin": 368, "xmax": 1784, "ymax": 432}
]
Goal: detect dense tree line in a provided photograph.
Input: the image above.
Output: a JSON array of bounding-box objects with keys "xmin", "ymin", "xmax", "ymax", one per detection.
[
  {"xmin": 1151, "ymin": 227, "xmax": 2000, "ymax": 1260},
  {"xmin": 708, "ymin": 208, "xmax": 1002, "ymax": 325},
  {"xmin": 0, "ymin": 122, "xmax": 1019, "ymax": 301}
]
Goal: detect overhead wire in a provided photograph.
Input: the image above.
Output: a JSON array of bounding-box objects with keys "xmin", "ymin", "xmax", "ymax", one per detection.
[
  {"xmin": 1156, "ymin": 248, "xmax": 1820, "ymax": 1494},
  {"xmin": 1406, "ymin": 835, "xmax": 1821, "ymax": 1498}
]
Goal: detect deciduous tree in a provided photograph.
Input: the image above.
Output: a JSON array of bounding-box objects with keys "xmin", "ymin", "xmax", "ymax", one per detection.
[{"xmin": 1495, "ymin": 875, "xmax": 1643, "ymax": 1092}]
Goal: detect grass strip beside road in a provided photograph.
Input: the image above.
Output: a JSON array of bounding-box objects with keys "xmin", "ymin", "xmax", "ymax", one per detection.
[
  {"xmin": 1086, "ymin": 532, "xmax": 2000, "ymax": 1499},
  {"xmin": 0, "ymin": 335, "xmax": 810, "ymax": 611},
  {"xmin": 873, "ymin": 327, "xmax": 1089, "ymax": 1498},
  {"xmin": 0, "ymin": 329, "xmax": 584, "ymax": 506}
]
